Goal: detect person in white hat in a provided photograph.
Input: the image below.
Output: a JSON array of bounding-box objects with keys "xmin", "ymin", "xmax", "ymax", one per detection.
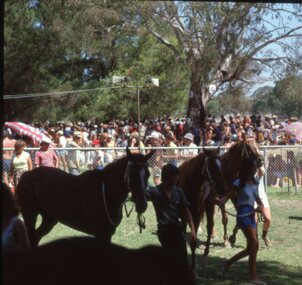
[
  {"xmin": 34, "ymin": 137, "xmax": 58, "ymax": 168},
  {"xmin": 180, "ymin": 133, "xmax": 198, "ymax": 158}
]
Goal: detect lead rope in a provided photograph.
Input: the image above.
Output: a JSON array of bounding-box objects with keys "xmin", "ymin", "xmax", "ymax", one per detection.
[
  {"xmin": 124, "ymin": 161, "xmax": 146, "ymax": 233},
  {"xmin": 220, "ymin": 206, "xmax": 264, "ymax": 221},
  {"xmin": 137, "ymin": 213, "xmax": 146, "ymax": 233},
  {"xmin": 123, "ymin": 202, "xmax": 134, "ymax": 218}
]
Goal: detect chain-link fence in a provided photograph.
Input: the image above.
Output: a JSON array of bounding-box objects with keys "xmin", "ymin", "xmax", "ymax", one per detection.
[{"xmin": 3, "ymin": 146, "xmax": 302, "ymax": 193}]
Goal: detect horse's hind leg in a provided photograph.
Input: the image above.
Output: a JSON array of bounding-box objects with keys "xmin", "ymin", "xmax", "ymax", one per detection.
[{"xmin": 35, "ymin": 213, "xmax": 57, "ymax": 245}]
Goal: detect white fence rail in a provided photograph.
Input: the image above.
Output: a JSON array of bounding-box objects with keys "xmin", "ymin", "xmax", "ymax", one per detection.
[{"xmin": 3, "ymin": 146, "xmax": 302, "ymax": 193}]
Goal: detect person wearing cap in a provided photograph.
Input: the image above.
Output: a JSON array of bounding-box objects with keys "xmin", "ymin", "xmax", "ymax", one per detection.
[
  {"xmin": 9, "ymin": 140, "xmax": 33, "ymax": 188},
  {"xmin": 34, "ymin": 137, "xmax": 58, "ymax": 168},
  {"xmin": 66, "ymin": 133, "xmax": 82, "ymax": 175},
  {"xmin": 180, "ymin": 133, "xmax": 198, "ymax": 158}
]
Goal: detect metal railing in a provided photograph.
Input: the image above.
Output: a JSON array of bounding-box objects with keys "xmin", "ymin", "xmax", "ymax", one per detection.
[{"xmin": 3, "ymin": 146, "xmax": 301, "ymax": 193}]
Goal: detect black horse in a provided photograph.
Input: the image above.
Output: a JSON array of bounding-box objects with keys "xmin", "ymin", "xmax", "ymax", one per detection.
[
  {"xmin": 3, "ymin": 237, "xmax": 195, "ymax": 285},
  {"xmin": 16, "ymin": 148, "xmax": 154, "ymax": 246}
]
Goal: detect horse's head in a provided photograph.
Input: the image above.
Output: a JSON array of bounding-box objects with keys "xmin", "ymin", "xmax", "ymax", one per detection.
[
  {"xmin": 201, "ymin": 146, "xmax": 229, "ymax": 198},
  {"xmin": 222, "ymin": 139, "xmax": 261, "ymax": 185},
  {"xmin": 124, "ymin": 148, "xmax": 154, "ymax": 214}
]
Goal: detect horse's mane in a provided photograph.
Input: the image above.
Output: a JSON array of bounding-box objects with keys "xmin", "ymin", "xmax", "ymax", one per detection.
[
  {"xmin": 179, "ymin": 153, "xmax": 205, "ymax": 181},
  {"xmin": 221, "ymin": 140, "xmax": 259, "ymax": 162}
]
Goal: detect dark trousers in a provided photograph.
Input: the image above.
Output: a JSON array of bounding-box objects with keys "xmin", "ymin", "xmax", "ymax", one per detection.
[{"xmin": 157, "ymin": 225, "xmax": 189, "ymax": 268}]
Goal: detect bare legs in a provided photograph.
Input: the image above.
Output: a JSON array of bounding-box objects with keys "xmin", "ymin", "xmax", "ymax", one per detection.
[
  {"xmin": 256, "ymin": 207, "xmax": 271, "ymax": 247},
  {"xmin": 224, "ymin": 225, "xmax": 264, "ymax": 283}
]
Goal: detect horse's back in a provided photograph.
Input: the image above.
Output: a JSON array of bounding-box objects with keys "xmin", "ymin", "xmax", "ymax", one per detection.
[{"xmin": 3, "ymin": 237, "xmax": 195, "ymax": 285}]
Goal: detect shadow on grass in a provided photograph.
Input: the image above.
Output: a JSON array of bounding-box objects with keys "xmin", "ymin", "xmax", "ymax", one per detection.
[
  {"xmin": 190, "ymin": 253, "xmax": 302, "ymax": 285},
  {"xmin": 288, "ymin": 216, "xmax": 302, "ymax": 221}
]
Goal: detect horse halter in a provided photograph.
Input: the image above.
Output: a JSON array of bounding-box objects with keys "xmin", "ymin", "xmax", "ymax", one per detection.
[
  {"xmin": 123, "ymin": 161, "xmax": 148, "ymax": 233},
  {"xmin": 102, "ymin": 161, "xmax": 148, "ymax": 228},
  {"xmin": 123, "ymin": 161, "xmax": 148, "ymax": 192},
  {"xmin": 201, "ymin": 156, "xmax": 222, "ymax": 187},
  {"xmin": 241, "ymin": 142, "xmax": 251, "ymax": 159}
]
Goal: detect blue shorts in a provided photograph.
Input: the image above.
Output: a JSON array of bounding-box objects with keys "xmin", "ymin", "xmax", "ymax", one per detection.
[{"xmin": 237, "ymin": 205, "xmax": 256, "ymax": 229}]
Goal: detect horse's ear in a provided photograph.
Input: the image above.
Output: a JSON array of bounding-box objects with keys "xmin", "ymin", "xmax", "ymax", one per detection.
[{"xmin": 144, "ymin": 150, "xmax": 155, "ymax": 162}]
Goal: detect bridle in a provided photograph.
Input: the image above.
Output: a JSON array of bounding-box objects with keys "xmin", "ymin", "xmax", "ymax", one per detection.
[
  {"xmin": 199, "ymin": 156, "xmax": 223, "ymax": 204},
  {"xmin": 102, "ymin": 161, "xmax": 147, "ymax": 232}
]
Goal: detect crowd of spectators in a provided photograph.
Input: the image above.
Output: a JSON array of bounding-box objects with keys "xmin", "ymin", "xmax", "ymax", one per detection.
[
  {"xmin": 3, "ymin": 113, "xmax": 302, "ymax": 188},
  {"xmin": 5, "ymin": 113, "xmax": 302, "ymax": 148}
]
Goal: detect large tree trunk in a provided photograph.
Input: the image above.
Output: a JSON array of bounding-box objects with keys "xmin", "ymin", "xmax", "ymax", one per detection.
[{"xmin": 186, "ymin": 82, "xmax": 209, "ymax": 131}]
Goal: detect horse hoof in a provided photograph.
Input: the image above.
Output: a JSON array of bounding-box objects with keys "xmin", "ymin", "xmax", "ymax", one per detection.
[
  {"xmin": 229, "ymin": 235, "xmax": 236, "ymax": 246},
  {"xmin": 224, "ymin": 241, "xmax": 232, "ymax": 248}
]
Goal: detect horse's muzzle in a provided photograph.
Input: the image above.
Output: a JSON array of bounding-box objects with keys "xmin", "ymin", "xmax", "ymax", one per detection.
[{"xmin": 135, "ymin": 201, "xmax": 148, "ymax": 214}]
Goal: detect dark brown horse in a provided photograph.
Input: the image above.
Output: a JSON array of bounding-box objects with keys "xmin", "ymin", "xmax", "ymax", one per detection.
[
  {"xmin": 178, "ymin": 147, "xmax": 228, "ymax": 270},
  {"xmin": 15, "ymin": 148, "xmax": 154, "ymax": 246},
  {"xmin": 220, "ymin": 139, "xmax": 261, "ymax": 246}
]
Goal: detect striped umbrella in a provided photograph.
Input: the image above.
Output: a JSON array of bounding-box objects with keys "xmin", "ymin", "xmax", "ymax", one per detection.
[{"xmin": 4, "ymin": 122, "xmax": 55, "ymax": 146}]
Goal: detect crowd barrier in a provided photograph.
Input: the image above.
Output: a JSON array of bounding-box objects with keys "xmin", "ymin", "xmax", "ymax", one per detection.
[{"xmin": 3, "ymin": 146, "xmax": 301, "ymax": 194}]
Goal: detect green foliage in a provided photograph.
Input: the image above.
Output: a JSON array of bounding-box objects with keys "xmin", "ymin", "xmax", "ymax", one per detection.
[
  {"xmin": 251, "ymin": 76, "xmax": 302, "ymax": 117},
  {"xmin": 4, "ymin": 1, "xmax": 302, "ymax": 123}
]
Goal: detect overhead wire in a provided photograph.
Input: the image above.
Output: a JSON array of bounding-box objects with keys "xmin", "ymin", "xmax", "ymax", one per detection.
[{"xmin": 3, "ymin": 85, "xmax": 125, "ymax": 100}]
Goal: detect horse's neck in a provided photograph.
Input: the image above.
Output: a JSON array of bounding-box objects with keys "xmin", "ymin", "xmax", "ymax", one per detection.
[
  {"xmin": 103, "ymin": 161, "xmax": 128, "ymax": 205},
  {"xmin": 221, "ymin": 153, "xmax": 241, "ymax": 184}
]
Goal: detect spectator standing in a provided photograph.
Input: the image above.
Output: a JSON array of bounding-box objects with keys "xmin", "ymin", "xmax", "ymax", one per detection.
[
  {"xmin": 34, "ymin": 137, "xmax": 58, "ymax": 168},
  {"xmin": 67, "ymin": 132, "xmax": 82, "ymax": 175},
  {"xmin": 57, "ymin": 130, "xmax": 68, "ymax": 172},
  {"xmin": 180, "ymin": 133, "xmax": 198, "ymax": 159},
  {"xmin": 9, "ymin": 140, "xmax": 33, "ymax": 188},
  {"xmin": 3, "ymin": 131, "xmax": 16, "ymax": 185},
  {"xmin": 162, "ymin": 133, "xmax": 179, "ymax": 166},
  {"xmin": 2, "ymin": 182, "xmax": 30, "ymax": 252}
]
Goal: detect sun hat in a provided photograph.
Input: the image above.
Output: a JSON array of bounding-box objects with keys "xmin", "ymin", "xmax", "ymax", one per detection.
[
  {"xmin": 41, "ymin": 137, "xmax": 52, "ymax": 144},
  {"xmin": 148, "ymin": 131, "xmax": 161, "ymax": 140},
  {"xmin": 184, "ymin": 133, "xmax": 194, "ymax": 141},
  {"xmin": 57, "ymin": 130, "xmax": 64, "ymax": 135}
]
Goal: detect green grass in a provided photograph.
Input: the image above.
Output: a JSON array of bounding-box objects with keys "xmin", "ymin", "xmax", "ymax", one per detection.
[{"xmin": 40, "ymin": 187, "xmax": 302, "ymax": 285}]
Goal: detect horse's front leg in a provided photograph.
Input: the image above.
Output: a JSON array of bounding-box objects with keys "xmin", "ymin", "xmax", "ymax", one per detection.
[
  {"xmin": 200, "ymin": 201, "xmax": 214, "ymax": 266},
  {"xmin": 189, "ymin": 208, "xmax": 201, "ymax": 273}
]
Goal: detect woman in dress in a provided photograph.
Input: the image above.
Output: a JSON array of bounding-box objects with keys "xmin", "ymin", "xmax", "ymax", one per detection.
[{"xmin": 9, "ymin": 139, "xmax": 33, "ymax": 188}]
